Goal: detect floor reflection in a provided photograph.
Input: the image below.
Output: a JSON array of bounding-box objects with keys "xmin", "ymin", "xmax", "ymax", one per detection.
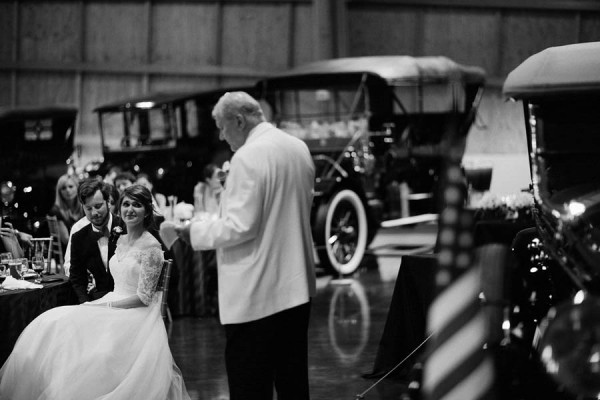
[
  {"xmin": 169, "ymin": 225, "xmax": 437, "ymax": 399},
  {"xmin": 170, "ymin": 267, "xmax": 408, "ymax": 400},
  {"xmin": 328, "ymin": 278, "xmax": 370, "ymax": 366}
]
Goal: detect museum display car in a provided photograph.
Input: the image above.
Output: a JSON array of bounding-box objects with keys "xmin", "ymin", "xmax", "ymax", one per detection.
[
  {"xmin": 87, "ymin": 87, "xmax": 256, "ymax": 205},
  {"xmin": 257, "ymin": 56, "xmax": 485, "ymax": 275},
  {"xmin": 497, "ymin": 41, "xmax": 600, "ymax": 399}
]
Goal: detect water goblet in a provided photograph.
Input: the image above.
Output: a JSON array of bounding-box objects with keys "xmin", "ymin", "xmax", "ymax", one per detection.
[
  {"xmin": 32, "ymin": 255, "xmax": 44, "ymax": 284},
  {"xmin": 6, "ymin": 259, "xmax": 19, "ymax": 279},
  {"xmin": 0, "ymin": 252, "xmax": 11, "ymax": 277},
  {"xmin": 0, "ymin": 253, "xmax": 12, "ymax": 276},
  {"xmin": 17, "ymin": 258, "xmax": 28, "ymax": 280}
]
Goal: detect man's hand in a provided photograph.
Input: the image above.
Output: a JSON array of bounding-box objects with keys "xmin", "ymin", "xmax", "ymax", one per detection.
[{"xmin": 174, "ymin": 223, "xmax": 192, "ymax": 245}]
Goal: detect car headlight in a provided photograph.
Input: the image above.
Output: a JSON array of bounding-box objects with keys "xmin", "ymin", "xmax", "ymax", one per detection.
[{"xmin": 538, "ymin": 294, "xmax": 600, "ymax": 398}]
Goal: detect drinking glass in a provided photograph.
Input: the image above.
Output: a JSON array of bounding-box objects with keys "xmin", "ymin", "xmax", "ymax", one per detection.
[
  {"xmin": 0, "ymin": 252, "xmax": 11, "ymax": 277},
  {"xmin": 7, "ymin": 259, "xmax": 19, "ymax": 279},
  {"xmin": 32, "ymin": 255, "xmax": 44, "ymax": 283},
  {"xmin": 17, "ymin": 258, "xmax": 28, "ymax": 280}
]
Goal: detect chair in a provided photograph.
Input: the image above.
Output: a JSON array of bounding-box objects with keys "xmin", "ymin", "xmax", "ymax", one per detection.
[
  {"xmin": 29, "ymin": 237, "xmax": 53, "ymax": 274},
  {"xmin": 45, "ymin": 215, "xmax": 64, "ymax": 272},
  {"xmin": 156, "ymin": 259, "xmax": 173, "ymax": 325}
]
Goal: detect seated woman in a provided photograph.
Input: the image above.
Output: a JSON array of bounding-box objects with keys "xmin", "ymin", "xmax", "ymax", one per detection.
[
  {"xmin": 0, "ymin": 185, "xmax": 190, "ymax": 400},
  {"xmin": 137, "ymin": 172, "xmax": 167, "ymax": 212},
  {"xmin": 48, "ymin": 174, "xmax": 84, "ymax": 247},
  {"xmin": 193, "ymin": 163, "xmax": 223, "ymax": 219}
]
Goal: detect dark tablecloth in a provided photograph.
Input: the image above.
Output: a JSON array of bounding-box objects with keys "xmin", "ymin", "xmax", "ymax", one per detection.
[
  {"xmin": 0, "ymin": 275, "xmax": 77, "ymax": 365},
  {"xmin": 365, "ymin": 254, "xmax": 438, "ymax": 380},
  {"xmin": 366, "ymin": 219, "xmax": 534, "ymax": 380},
  {"xmin": 474, "ymin": 219, "xmax": 534, "ymax": 246},
  {"xmin": 170, "ymin": 240, "xmax": 218, "ymax": 318}
]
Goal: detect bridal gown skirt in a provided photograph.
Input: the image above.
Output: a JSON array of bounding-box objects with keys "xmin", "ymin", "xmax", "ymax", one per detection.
[{"xmin": 0, "ymin": 296, "xmax": 190, "ymax": 400}]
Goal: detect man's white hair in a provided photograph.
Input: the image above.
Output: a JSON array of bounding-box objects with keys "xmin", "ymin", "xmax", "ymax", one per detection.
[{"xmin": 212, "ymin": 91, "xmax": 264, "ymax": 121}]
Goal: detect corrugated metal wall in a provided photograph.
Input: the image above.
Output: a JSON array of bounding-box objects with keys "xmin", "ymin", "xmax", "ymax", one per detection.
[{"xmin": 1, "ymin": 0, "xmax": 599, "ymax": 161}]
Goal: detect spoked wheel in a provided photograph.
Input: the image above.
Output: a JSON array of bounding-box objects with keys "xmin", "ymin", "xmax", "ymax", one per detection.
[{"xmin": 315, "ymin": 189, "xmax": 368, "ymax": 276}]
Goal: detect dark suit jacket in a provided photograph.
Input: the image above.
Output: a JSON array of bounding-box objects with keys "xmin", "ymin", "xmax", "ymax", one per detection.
[{"xmin": 69, "ymin": 215, "xmax": 124, "ymax": 303}]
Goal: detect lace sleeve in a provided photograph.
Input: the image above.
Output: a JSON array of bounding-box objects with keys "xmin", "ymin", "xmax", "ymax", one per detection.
[{"xmin": 136, "ymin": 246, "xmax": 164, "ymax": 305}]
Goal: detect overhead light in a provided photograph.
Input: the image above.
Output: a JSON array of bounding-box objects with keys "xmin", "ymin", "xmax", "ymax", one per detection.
[{"xmin": 135, "ymin": 101, "xmax": 155, "ymax": 109}]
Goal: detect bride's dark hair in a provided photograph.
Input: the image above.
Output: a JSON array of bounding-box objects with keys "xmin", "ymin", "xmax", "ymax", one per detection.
[{"xmin": 118, "ymin": 184, "xmax": 156, "ymax": 229}]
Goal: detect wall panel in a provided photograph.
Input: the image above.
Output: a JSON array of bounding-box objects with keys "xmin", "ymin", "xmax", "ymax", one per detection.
[
  {"xmin": 85, "ymin": 2, "xmax": 147, "ymax": 63},
  {"xmin": 580, "ymin": 12, "xmax": 600, "ymax": 42},
  {"xmin": 16, "ymin": 71, "xmax": 75, "ymax": 106},
  {"xmin": 292, "ymin": 4, "xmax": 314, "ymax": 65},
  {"xmin": 79, "ymin": 74, "xmax": 142, "ymax": 139},
  {"xmin": 219, "ymin": 76, "xmax": 260, "ymax": 89},
  {"xmin": 465, "ymin": 88, "xmax": 527, "ymax": 154},
  {"xmin": 221, "ymin": 3, "xmax": 291, "ymax": 71},
  {"xmin": 422, "ymin": 9, "xmax": 500, "ymax": 76},
  {"xmin": 149, "ymin": 76, "xmax": 220, "ymax": 93},
  {"xmin": 501, "ymin": 10, "xmax": 578, "ymax": 76},
  {"xmin": 152, "ymin": 3, "xmax": 219, "ymax": 66},
  {"xmin": 19, "ymin": 2, "xmax": 80, "ymax": 63},
  {"xmin": 0, "ymin": 3, "xmax": 16, "ymax": 62},
  {"xmin": 0, "ymin": 75, "xmax": 11, "ymax": 106},
  {"xmin": 347, "ymin": 6, "xmax": 420, "ymax": 56}
]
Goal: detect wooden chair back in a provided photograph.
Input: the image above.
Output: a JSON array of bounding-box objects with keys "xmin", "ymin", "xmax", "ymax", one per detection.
[
  {"xmin": 156, "ymin": 259, "xmax": 173, "ymax": 325},
  {"xmin": 45, "ymin": 215, "xmax": 64, "ymax": 272}
]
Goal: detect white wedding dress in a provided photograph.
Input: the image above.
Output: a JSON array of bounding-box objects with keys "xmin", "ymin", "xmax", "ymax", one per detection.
[{"xmin": 0, "ymin": 231, "xmax": 190, "ymax": 400}]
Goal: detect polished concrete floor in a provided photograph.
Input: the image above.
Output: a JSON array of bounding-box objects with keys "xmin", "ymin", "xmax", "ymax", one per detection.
[{"xmin": 169, "ymin": 224, "xmax": 438, "ymax": 400}]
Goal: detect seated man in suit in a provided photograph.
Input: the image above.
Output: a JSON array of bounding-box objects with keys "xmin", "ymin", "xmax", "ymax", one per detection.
[{"xmin": 69, "ymin": 178, "xmax": 124, "ymax": 303}]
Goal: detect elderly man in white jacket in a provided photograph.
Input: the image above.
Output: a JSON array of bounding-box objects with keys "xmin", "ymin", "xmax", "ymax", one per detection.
[{"xmin": 177, "ymin": 91, "xmax": 316, "ymax": 400}]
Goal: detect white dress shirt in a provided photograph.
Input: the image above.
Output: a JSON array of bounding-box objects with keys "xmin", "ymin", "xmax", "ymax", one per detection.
[{"xmin": 190, "ymin": 122, "xmax": 317, "ymax": 324}]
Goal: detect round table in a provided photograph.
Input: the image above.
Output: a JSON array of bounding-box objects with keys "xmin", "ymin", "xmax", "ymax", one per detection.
[{"xmin": 0, "ymin": 275, "xmax": 77, "ymax": 364}]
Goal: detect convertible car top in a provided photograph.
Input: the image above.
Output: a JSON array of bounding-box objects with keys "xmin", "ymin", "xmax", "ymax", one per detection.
[
  {"xmin": 260, "ymin": 56, "xmax": 486, "ymax": 87},
  {"xmin": 504, "ymin": 41, "xmax": 600, "ymax": 98}
]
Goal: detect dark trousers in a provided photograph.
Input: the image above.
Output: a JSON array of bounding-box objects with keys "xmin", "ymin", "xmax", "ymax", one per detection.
[{"xmin": 224, "ymin": 301, "xmax": 311, "ymax": 400}]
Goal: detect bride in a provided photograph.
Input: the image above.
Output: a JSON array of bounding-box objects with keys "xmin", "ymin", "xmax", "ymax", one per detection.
[{"xmin": 0, "ymin": 184, "xmax": 190, "ymax": 400}]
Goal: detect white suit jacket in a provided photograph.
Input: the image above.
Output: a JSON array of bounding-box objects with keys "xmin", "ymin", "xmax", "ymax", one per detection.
[{"xmin": 190, "ymin": 122, "xmax": 317, "ymax": 324}]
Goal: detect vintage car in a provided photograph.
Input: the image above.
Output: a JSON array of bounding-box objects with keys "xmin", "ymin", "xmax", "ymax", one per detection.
[
  {"xmin": 499, "ymin": 42, "xmax": 600, "ymax": 399},
  {"xmin": 257, "ymin": 56, "xmax": 485, "ymax": 274},
  {"xmin": 89, "ymin": 87, "xmax": 255, "ymax": 204},
  {"xmin": 0, "ymin": 106, "xmax": 77, "ymax": 234}
]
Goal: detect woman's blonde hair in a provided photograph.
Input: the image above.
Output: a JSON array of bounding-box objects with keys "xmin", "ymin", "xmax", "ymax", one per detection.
[{"xmin": 54, "ymin": 174, "xmax": 83, "ymax": 222}]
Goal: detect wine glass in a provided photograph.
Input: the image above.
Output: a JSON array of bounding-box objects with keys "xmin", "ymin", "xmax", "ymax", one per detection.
[
  {"xmin": 0, "ymin": 252, "xmax": 12, "ymax": 277},
  {"xmin": 17, "ymin": 258, "xmax": 28, "ymax": 281},
  {"xmin": 32, "ymin": 256, "xmax": 44, "ymax": 283}
]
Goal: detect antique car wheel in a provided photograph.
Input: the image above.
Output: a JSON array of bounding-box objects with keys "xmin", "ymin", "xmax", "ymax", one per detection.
[{"xmin": 315, "ymin": 189, "xmax": 368, "ymax": 276}]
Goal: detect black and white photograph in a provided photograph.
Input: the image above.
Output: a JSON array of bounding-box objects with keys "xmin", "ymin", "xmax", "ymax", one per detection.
[{"xmin": 1, "ymin": 1, "xmax": 600, "ymax": 399}]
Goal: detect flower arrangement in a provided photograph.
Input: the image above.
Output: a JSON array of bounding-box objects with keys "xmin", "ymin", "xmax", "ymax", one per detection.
[{"xmin": 475, "ymin": 191, "xmax": 534, "ymax": 221}]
